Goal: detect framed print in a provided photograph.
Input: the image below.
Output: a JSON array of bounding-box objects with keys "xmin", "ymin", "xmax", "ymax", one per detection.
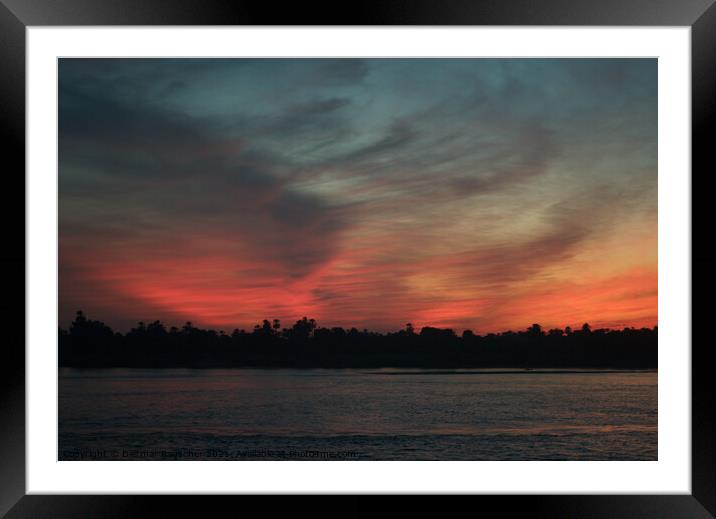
[{"xmin": 2, "ymin": 0, "xmax": 713, "ymax": 516}]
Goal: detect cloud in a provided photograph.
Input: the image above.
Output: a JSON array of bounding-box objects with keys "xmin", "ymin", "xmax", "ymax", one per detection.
[
  {"xmin": 315, "ymin": 59, "xmax": 370, "ymax": 85},
  {"xmin": 446, "ymin": 120, "xmax": 559, "ymax": 196},
  {"xmin": 58, "ymin": 58, "xmax": 657, "ymax": 332},
  {"xmin": 59, "ymin": 62, "xmax": 358, "ymax": 328}
]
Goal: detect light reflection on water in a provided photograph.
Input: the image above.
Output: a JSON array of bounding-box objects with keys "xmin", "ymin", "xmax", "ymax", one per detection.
[{"xmin": 59, "ymin": 368, "xmax": 657, "ymax": 460}]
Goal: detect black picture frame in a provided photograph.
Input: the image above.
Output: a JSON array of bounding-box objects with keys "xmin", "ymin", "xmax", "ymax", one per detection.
[{"xmin": 1, "ymin": 0, "xmax": 713, "ymax": 516}]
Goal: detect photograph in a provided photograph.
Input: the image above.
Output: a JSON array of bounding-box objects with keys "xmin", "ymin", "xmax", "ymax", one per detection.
[
  {"xmin": 57, "ymin": 57, "xmax": 658, "ymax": 462},
  {"xmin": 2, "ymin": 0, "xmax": 709, "ymax": 510},
  {"xmin": 0, "ymin": 0, "xmax": 712, "ymax": 510}
]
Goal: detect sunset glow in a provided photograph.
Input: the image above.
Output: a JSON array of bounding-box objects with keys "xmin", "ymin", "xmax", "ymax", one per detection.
[{"xmin": 59, "ymin": 58, "xmax": 657, "ymax": 333}]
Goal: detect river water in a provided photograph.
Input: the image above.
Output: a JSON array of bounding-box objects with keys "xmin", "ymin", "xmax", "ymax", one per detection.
[{"xmin": 58, "ymin": 368, "xmax": 657, "ymax": 460}]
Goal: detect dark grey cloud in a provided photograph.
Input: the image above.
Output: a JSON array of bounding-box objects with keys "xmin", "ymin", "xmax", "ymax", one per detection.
[{"xmin": 59, "ymin": 62, "xmax": 355, "ymax": 279}]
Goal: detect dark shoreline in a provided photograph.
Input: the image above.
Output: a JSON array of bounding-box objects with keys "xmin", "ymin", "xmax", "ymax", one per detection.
[{"xmin": 60, "ymin": 312, "xmax": 658, "ymax": 371}]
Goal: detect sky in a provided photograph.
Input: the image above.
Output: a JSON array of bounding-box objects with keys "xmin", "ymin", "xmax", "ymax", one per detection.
[{"xmin": 58, "ymin": 58, "xmax": 657, "ymax": 334}]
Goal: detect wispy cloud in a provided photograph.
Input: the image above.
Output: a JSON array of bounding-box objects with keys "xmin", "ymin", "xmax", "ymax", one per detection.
[{"xmin": 59, "ymin": 58, "xmax": 657, "ymax": 332}]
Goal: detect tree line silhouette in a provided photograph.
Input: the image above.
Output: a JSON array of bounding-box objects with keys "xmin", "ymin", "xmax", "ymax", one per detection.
[{"xmin": 58, "ymin": 311, "xmax": 657, "ymax": 369}]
